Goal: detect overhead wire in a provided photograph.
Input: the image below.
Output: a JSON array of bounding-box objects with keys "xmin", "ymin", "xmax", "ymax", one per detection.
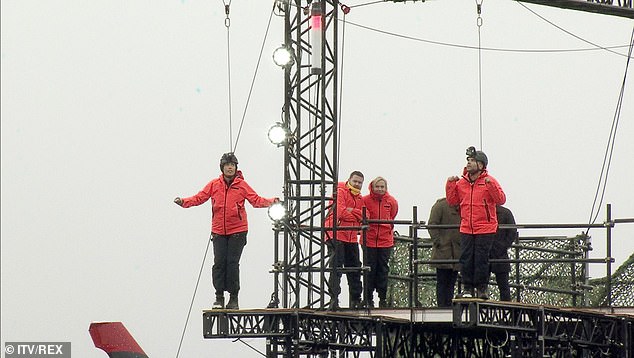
[
  {"xmin": 336, "ymin": 0, "xmax": 631, "ymax": 56},
  {"xmin": 339, "ymin": 19, "xmax": 630, "ymax": 56},
  {"xmin": 586, "ymin": 26, "xmax": 634, "ymax": 233},
  {"xmin": 349, "ymin": 0, "xmax": 385, "ymax": 8},
  {"xmin": 278, "ymin": 0, "xmax": 625, "ymax": 57},
  {"xmin": 476, "ymin": 0, "xmax": 484, "ymax": 150},
  {"xmin": 517, "ymin": 2, "xmax": 629, "ymax": 58},
  {"xmin": 232, "ymin": 3, "xmax": 276, "ymax": 152},
  {"xmin": 232, "ymin": 338, "xmax": 267, "ymax": 357},
  {"xmin": 175, "ymin": 235, "xmax": 213, "ymax": 358},
  {"xmin": 223, "ymin": 0, "xmax": 233, "ymax": 151}
]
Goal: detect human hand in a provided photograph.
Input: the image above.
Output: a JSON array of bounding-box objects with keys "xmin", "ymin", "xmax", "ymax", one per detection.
[
  {"xmin": 174, "ymin": 197, "xmax": 183, "ymax": 206},
  {"xmin": 447, "ymin": 176, "xmax": 460, "ymax": 182}
]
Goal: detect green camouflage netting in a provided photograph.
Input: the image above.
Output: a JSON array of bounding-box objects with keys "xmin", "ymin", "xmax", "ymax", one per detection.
[{"xmin": 386, "ymin": 233, "xmax": 633, "ymax": 307}]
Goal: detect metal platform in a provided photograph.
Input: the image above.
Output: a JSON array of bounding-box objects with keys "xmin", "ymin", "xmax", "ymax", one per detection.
[{"xmin": 203, "ymin": 301, "xmax": 634, "ymax": 357}]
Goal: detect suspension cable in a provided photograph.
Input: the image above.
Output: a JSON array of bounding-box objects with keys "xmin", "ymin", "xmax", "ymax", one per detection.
[
  {"xmin": 232, "ymin": 338, "xmax": 266, "ymax": 357},
  {"xmin": 223, "ymin": 0, "xmax": 233, "ymax": 151},
  {"xmin": 476, "ymin": 0, "xmax": 484, "ymax": 149},
  {"xmin": 175, "ymin": 235, "xmax": 213, "ymax": 358},
  {"xmin": 349, "ymin": 0, "xmax": 384, "ymax": 8},
  {"xmin": 339, "ymin": 18, "xmax": 629, "ymax": 55},
  {"xmin": 232, "ymin": 4, "xmax": 276, "ymax": 152},
  {"xmin": 517, "ymin": 2, "xmax": 628, "ymax": 58},
  {"xmin": 586, "ymin": 26, "xmax": 634, "ymax": 232}
]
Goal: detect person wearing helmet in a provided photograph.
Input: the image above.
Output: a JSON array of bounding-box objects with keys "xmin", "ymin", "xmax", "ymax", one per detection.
[
  {"xmin": 361, "ymin": 176, "xmax": 399, "ymax": 309},
  {"xmin": 446, "ymin": 146, "xmax": 506, "ymax": 299},
  {"xmin": 174, "ymin": 152, "xmax": 279, "ymax": 309}
]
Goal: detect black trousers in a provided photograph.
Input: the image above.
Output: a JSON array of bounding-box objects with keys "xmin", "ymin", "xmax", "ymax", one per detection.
[
  {"xmin": 436, "ymin": 268, "xmax": 458, "ymax": 307},
  {"xmin": 327, "ymin": 240, "xmax": 362, "ymax": 300},
  {"xmin": 212, "ymin": 232, "xmax": 247, "ymax": 297},
  {"xmin": 493, "ymin": 271, "xmax": 511, "ymax": 301},
  {"xmin": 362, "ymin": 246, "xmax": 392, "ymax": 302},
  {"xmin": 460, "ymin": 233, "xmax": 494, "ymax": 290}
]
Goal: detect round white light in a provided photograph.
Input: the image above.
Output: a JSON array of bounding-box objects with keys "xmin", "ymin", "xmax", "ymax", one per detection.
[
  {"xmin": 268, "ymin": 202, "xmax": 286, "ymax": 221},
  {"xmin": 273, "ymin": 46, "xmax": 294, "ymax": 67},
  {"xmin": 268, "ymin": 124, "xmax": 287, "ymax": 145}
]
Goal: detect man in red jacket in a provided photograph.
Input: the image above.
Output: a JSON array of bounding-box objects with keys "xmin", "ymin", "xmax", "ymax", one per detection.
[
  {"xmin": 446, "ymin": 146, "xmax": 506, "ymax": 299},
  {"xmin": 324, "ymin": 171, "xmax": 365, "ymax": 310},
  {"xmin": 361, "ymin": 176, "xmax": 398, "ymax": 308},
  {"xmin": 174, "ymin": 152, "xmax": 278, "ymax": 309}
]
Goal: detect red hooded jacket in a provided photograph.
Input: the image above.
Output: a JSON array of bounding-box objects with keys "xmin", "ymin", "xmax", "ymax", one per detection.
[
  {"xmin": 361, "ymin": 181, "xmax": 398, "ymax": 248},
  {"xmin": 445, "ymin": 168, "xmax": 506, "ymax": 235},
  {"xmin": 181, "ymin": 171, "xmax": 276, "ymax": 235},
  {"xmin": 324, "ymin": 182, "xmax": 364, "ymax": 243}
]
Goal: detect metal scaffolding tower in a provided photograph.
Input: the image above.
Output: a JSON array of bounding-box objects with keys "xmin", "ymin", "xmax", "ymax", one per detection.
[{"xmin": 270, "ymin": 0, "xmax": 340, "ymax": 310}]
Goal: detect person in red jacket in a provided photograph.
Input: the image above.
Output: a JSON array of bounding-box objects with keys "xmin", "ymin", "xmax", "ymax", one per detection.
[
  {"xmin": 324, "ymin": 171, "xmax": 365, "ymax": 310},
  {"xmin": 361, "ymin": 177, "xmax": 398, "ymax": 308},
  {"xmin": 174, "ymin": 152, "xmax": 278, "ymax": 309},
  {"xmin": 446, "ymin": 146, "xmax": 506, "ymax": 299}
]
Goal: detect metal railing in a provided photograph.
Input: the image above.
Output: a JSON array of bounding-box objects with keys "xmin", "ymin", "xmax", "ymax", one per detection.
[{"xmin": 366, "ymin": 204, "xmax": 631, "ymax": 308}]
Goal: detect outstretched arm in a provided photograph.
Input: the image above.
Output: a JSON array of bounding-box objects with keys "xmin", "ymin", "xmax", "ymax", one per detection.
[
  {"xmin": 243, "ymin": 181, "xmax": 277, "ymax": 208},
  {"xmin": 176, "ymin": 181, "xmax": 213, "ymax": 208}
]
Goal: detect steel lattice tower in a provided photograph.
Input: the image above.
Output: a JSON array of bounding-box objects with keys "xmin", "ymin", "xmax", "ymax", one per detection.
[{"xmin": 272, "ymin": 0, "xmax": 339, "ymax": 309}]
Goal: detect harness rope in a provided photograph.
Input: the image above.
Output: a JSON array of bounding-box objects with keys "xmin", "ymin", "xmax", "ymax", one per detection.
[
  {"xmin": 224, "ymin": 0, "xmax": 233, "ymax": 150},
  {"xmin": 476, "ymin": 0, "xmax": 484, "ymax": 150}
]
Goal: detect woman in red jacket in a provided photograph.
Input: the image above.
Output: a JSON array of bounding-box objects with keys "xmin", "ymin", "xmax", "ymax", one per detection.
[
  {"xmin": 361, "ymin": 176, "xmax": 398, "ymax": 308},
  {"xmin": 174, "ymin": 152, "xmax": 278, "ymax": 309}
]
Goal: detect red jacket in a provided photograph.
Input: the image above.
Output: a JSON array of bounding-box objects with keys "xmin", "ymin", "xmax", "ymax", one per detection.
[
  {"xmin": 324, "ymin": 182, "xmax": 364, "ymax": 243},
  {"xmin": 181, "ymin": 171, "xmax": 276, "ymax": 235},
  {"xmin": 361, "ymin": 184, "xmax": 398, "ymax": 248},
  {"xmin": 445, "ymin": 168, "xmax": 506, "ymax": 235}
]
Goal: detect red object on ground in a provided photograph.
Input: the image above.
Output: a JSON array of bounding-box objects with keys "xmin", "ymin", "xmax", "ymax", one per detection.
[{"xmin": 89, "ymin": 322, "xmax": 148, "ymax": 357}]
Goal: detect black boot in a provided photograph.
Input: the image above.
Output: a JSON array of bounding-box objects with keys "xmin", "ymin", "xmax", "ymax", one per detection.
[
  {"xmin": 457, "ymin": 286, "xmax": 474, "ymax": 299},
  {"xmin": 477, "ymin": 285, "xmax": 489, "ymax": 300},
  {"xmin": 212, "ymin": 295, "xmax": 225, "ymax": 309},
  {"xmin": 350, "ymin": 297, "xmax": 361, "ymax": 309},
  {"xmin": 226, "ymin": 294, "xmax": 239, "ymax": 309},
  {"xmin": 266, "ymin": 292, "xmax": 279, "ymax": 309},
  {"xmin": 328, "ymin": 297, "xmax": 340, "ymax": 311},
  {"xmin": 378, "ymin": 299, "xmax": 388, "ymax": 308}
]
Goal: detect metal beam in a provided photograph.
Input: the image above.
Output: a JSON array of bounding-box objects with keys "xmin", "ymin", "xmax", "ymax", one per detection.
[
  {"xmin": 517, "ymin": 0, "xmax": 634, "ymax": 19},
  {"xmin": 203, "ymin": 304, "xmax": 634, "ymax": 357}
]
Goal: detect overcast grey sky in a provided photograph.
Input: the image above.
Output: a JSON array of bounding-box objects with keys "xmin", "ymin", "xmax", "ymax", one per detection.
[{"xmin": 2, "ymin": 0, "xmax": 633, "ymax": 357}]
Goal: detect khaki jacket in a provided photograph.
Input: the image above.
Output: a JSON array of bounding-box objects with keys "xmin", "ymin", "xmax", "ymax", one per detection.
[{"xmin": 428, "ymin": 198, "xmax": 461, "ymax": 270}]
